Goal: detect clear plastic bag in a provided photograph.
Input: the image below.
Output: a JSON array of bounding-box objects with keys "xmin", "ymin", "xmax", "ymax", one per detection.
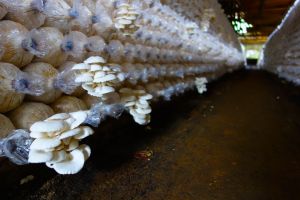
[
  {"xmin": 22, "ymin": 27, "xmax": 67, "ymax": 67},
  {"xmin": 0, "ymin": 129, "xmax": 33, "ymax": 165},
  {"xmin": 1, "ymin": 0, "xmax": 46, "ymax": 29},
  {"xmin": 92, "ymin": 1, "xmax": 114, "ymax": 39},
  {"xmin": 0, "ymin": 20, "xmax": 34, "ymax": 68},
  {"xmin": 23, "ymin": 62, "xmax": 62, "ymax": 104},
  {"xmin": 84, "ymin": 103, "xmax": 125, "ymax": 127},
  {"xmin": 0, "ymin": 62, "xmax": 25, "ymax": 113},
  {"xmin": 86, "ymin": 36, "xmax": 107, "ymax": 57},
  {"xmin": 42, "ymin": 0, "xmax": 71, "ymax": 33},
  {"xmin": 68, "ymin": 0, "xmax": 92, "ymax": 34},
  {"xmin": 61, "ymin": 31, "xmax": 88, "ymax": 62},
  {"xmin": 12, "ymin": 70, "xmax": 46, "ymax": 96},
  {"xmin": 106, "ymin": 40, "xmax": 125, "ymax": 63}
]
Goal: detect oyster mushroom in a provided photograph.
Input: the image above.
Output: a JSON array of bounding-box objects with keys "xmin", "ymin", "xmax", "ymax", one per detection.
[
  {"xmin": 52, "ymin": 149, "xmax": 85, "ymax": 175},
  {"xmin": 28, "ymin": 150, "xmax": 54, "ymax": 163},
  {"xmin": 119, "ymin": 88, "xmax": 152, "ymax": 125},
  {"xmin": 69, "ymin": 111, "xmax": 88, "ymax": 129},
  {"xmin": 195, "ymin": 77, "xmax": 208, "ymax": 94},
  {"xmin": 30, "ymin": 137, "xmax": 61, "ymax": 151},
  {"xmin": 113, "ymin": 2, "xmax": 140, "ymax": 35},
  {"xmin": 28, "ymin": 110, "xmax": 94, "ymax": 174},
  {"xmin": 73, "ymin": 126, "xmax": 93, "ymax": 140},
  {"xmin": 73, "ymin": 56, "xmax": 124, "ymax": 98},
  {"xmin": 78, "ymin": 144, "xmax": 91, "ymax": 161},
  {"xmin": 59, "ymin": 128, "xmax": 82, "ymax": 140}
]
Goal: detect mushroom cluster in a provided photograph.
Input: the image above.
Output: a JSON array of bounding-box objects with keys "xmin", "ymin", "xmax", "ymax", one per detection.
[
  {"xmin": 28, "ymin": 111, "xmax": 93, "ymax": 174},
  {"xmin": 195, "ymin": 77, "xmax": 208, "ymax": 94},
  {"xmin": 114, "ymin": 2, "xmax": 140, "ymax": 35},
  {"xmin": 120, "ymin": 88, "xmax": 152, "ymax": 125},
  {"xmin": 73, "ymin": 56, "xmax": 125, "ymax": 97}
]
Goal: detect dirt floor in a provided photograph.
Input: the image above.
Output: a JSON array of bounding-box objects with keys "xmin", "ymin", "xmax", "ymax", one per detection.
[{"xmin": 1, "ymin": 70, "xmax": 300, "ymax": 200}]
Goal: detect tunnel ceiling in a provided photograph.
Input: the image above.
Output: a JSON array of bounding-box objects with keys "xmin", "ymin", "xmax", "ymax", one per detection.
[{"xmin": 218, "ymin": 0, "xmax": 294, "ymax": 37}]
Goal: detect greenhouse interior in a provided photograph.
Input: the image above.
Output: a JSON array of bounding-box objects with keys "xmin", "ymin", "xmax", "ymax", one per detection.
[{"xmin": 0, "ymin": 0, "xmax": 300, "ymax": 199}]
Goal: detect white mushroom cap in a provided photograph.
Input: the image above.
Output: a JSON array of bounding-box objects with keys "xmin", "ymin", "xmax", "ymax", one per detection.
[
  {"xmin": 51, "ymin": 150, "xmax": 68, "ymax": 163},
  {"xmin": 140, "ymin": 94, "xmax": 153, "ymax": 100},
  {"xmin": 69, "ymin": 111, "xmax": 88, "ymax": 129},
  {"xmin": 90, "ymin": 65, "xmax": 102, "ymax": 71},
  {"xmin": 59, "ymin": 128, "xmax": 81, "ymax": 140},
  {"xmin": 94, "ymin": 86, "xmax": 115, "ymax": 95},
  {"xmin": 115, "ymin": 23, "xmax": 125, "ymax": 29},
  {"xmin": 84, "ymin": 56, "xmax": 106, "ymax": 64},
  {"xmin": 124, "ymin": 101, "xmax": 136, "ymax": 107},
  {"xmin": 134, "ymin": 117, "xmax": 147, "ymax": 125},
  {"xmin": 47, "ymin": 113, "xmax": 71, "ymax": 121},
  {"xmin": 65, "ymin": 117, "xmax": 76, "ymax": 127},
  {"xmin": 123, "ymin": 15, "xmax": 137, "ymax": 20},
  {"xmin": 117, "ymin": 18, "xmax": 132, "ymax": 25},
  {"xmin": 136, "ymin": 107, "xmax": 152, "ymax": 115},
  {"xmin": 94, "ymin": 71, "xmax": 106, "ymax": 78},
  {"xmin": 52, "ymin": 149, "xmax": 85, "ymax": 175},
  {"xmin": 136, "ymin": 101, "xmax": 150, "ymax": 109},
  {"xmin": 93, "ymin": 74, "xmax": 116, "ymax": 83},
  {"xmin": 65, "ymin": 139, "xmax": 79, "ymax": 151},
  {"xmin": 78, "ymin": 145, "xmax": 91, "ymax": 161},
  {"xmin": 116, "ymin": 8, "xmax": 128, "ymax": 15},
  {"xmin": 30, "ymin": 132, "xmax": 48, "ymax": 139},
  {"xmin": 28, "ymin": 150, "xmax": 54, "ymax": 163},
  {"xmin": 129, "ymin": 109, "xmax": 146, "ymax": 119},
  {"xmin": 74, "ymin": 126, "xmax": 94, "ymax": 140},
  {"xmin": 75, "ymin": 73, "xmax": 94, "ymax": 83},
  {"xmin": 72, "ymin": 63, "xmax": 90, "ymax": 70},
  {"xmin": 82, "ymin": 84, "xmax": 94, "ymax": 92},
  {"xmin": 30, "ymin": 121, "xmax": 67, "ymax": 133},
  {"xmin": 30, "ymin": 138, "xmax": 61, "ymax": 150}
]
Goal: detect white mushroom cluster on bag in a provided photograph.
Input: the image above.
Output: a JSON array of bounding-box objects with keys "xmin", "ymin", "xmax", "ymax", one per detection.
[
  {"xmin": 28, "ymin": 111, "xmax": 93, "ymax": 174},
  {"xmin": 73, "ymin": 56, "xmax": 125, "ymax": 97},
  {"xmin": 113, "ymin": 1, "xmax": 140, "ymax": 35},
  {"xmin": 195, "ymin": 77, "xmax": 208, "ymax": 94},
  {"xmin": 120, "ymin": 88, "xmax": 152, "ymax": 125},
  {"xmin": 0, "ymin": 0, "xmax": 243, "ymax": 174}
]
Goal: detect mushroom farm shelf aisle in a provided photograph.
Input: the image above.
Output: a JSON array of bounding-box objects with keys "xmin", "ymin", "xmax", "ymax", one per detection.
[
  {"xmin": 0, "ymin": 0, "xmax": 243, "ymax": 174},
  {"xmin": 259, "ymin": 0, "xmax": 300, "ymax": 83}
]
